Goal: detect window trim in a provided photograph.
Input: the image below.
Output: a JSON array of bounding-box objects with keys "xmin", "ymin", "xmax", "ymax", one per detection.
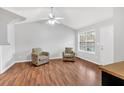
[{"xmin": 78, "ymin": 29, "xmax": 96, "ymax": 54}]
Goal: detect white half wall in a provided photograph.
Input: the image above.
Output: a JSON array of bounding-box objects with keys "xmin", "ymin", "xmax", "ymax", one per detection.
[
  {"xmin": 0, "ymin": 8, "xmax": 23, "ymax": 74},
  {"xmin": 15, "ymin": 22, "xmax": 75, "ymax": 61},
  {"xmin": 2, "ymin": 24, "xmax": 15, "ymax": 69},
  {"xmin": 0, "ymin": 24, "xmax": 15, "ymax": 73},
  {"xmin": 0, "ymin": 46, "xmax": 2, "ymax": 73}
]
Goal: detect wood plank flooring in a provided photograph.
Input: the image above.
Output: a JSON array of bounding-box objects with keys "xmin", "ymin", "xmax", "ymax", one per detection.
[{"xmin": 0, "ymin": 58, "xmax": 101, "ymax": 86}]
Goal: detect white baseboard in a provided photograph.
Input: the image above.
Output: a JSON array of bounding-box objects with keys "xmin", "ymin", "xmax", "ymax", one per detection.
[
  {"xmin": 50, "ymin": 57, "xmax": 61, "ymax": 59},
  {"xmin": 15, "ymin": 60, "xmax": 31, "ymax": 63},
  {"xmin": 0, "ymin": 57, "xmax": 62, "ymax": 74},
  {"xmin": 76, "ymin": 56, "xmax": 99, "ymax": 65},
  {"xmin": 15, "ymin": 57, "xmax": 62, "ymax": 63},
  {"xmin": 0, "ymin": 61, "xmax": 15, "ymax": 74}
]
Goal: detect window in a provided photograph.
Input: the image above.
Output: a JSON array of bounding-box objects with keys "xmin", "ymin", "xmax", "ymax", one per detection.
[{"xmin": 78, "ymin": 30, "xmax": 95, "ymax": 53}]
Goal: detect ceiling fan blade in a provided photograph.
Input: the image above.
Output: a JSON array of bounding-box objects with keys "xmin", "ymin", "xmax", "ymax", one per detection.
[
  {"xmin": 40, "ymin": 18, "xmax": 49, "ymax": 20},
  {"xmin": 25, "ymin": 18, "xmax": 49, "ymax": 23},
  {"xmin": 49, "ymin": 13, "xmax": 54, "ymax": 18},
  {"xmin": 55, "ymin": 17, "xmax": 64, "ymax": 20},
  {"xmin": 55, "ymin": 20, "xmax": 61, "ymax": 24}
]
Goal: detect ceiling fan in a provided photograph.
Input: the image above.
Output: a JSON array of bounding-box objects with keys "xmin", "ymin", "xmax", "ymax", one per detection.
[{"xmin": 40, "ymin": 7, "xmax": 64, "ymax": 25}]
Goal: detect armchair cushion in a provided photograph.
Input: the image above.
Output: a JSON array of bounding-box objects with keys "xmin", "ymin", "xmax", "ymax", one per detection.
[
  {"xmin": 64, "ymin": 53, "xmax": 75, "ymax": 58},
  {"xmin": 32, "ymin": 48, "xmax": 42, "ymax": 55},
  {"xmin": 40, "ymin": 51, "xmax": 49, "ymax": 56},
  {"xmin": 39, "ymin": 56, "xmax": 49, "ymax": 61},
  {"xmin": 65, "ymin": 48, "xmax": 73, "ymax": 53}
]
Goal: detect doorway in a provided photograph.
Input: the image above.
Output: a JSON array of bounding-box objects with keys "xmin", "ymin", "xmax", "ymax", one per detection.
[{"xmin": 100, "ymin": 25, "xmax": 114, "ymax": 65}]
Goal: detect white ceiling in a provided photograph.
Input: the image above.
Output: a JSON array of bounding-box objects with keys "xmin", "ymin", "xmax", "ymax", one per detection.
[{"xmin": 3, "ymin": 7, "xmax": 114, "ymax": 30}]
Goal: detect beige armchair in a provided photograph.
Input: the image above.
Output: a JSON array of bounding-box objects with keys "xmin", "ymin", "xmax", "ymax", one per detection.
[
  {"xmin": 32, "ymin": 48, "xmax": 49, "ymax": 66},
  {"xmin": 63, "ymin": 47, "xmax": 75, "ymax": 62}
]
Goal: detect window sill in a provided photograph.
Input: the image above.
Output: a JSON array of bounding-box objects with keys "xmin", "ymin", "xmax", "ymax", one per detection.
[
  {"xmin": 78, "ymin": 50, "xmax": 95, "ymax": 55},
  {"xmin": 0, "ymin": 42, "xmax": 10, "ymax": 45}
]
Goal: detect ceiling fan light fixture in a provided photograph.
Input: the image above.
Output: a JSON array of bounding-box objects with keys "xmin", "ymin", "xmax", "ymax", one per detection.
[{"xmin": 48, "ymin": 19, "xmax": 56, "ymax": 25}]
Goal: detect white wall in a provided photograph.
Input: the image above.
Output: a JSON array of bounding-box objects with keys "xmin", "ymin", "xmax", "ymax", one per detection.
[
  {"xmin": 76, "ymin": 18, "xmax": 113, "ymax": 65},
  {"xmin": 15, "ymin": 22, "xmax": 75, "ymax": 61},
  {"xmin": 0, "ymin": 13, "xmax": 9, "ymax": 44},
  {"xmin": 0, "ymin": 8, "xmax": 16, "ymax": 44},
  {"xmin": 76, "ymin": 8, "xmax": 124, "ymax": 65},
  {"xmin": 114, "ymin": 8, "xmax": 124, "ymax": 62}
]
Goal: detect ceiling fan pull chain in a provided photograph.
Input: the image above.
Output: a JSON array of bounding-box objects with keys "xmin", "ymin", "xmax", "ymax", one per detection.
[{"xmin": 51, "ymin": 7, "xmax": 53, "ymax": 14}]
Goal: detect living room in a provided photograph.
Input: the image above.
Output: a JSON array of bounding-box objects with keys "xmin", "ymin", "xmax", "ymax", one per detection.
[{"xmin": 0, "ymin": 7, "xmax": 124, "ymax": 86}]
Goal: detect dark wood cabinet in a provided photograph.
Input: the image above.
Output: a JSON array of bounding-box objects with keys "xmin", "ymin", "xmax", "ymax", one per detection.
[
  {"xmin": 102, "ymin": 71, "xmax": 124, "ymax": 86},
  {"xmin": 100, "ymin": 61, "xmax": 124, "ymax": 86}
]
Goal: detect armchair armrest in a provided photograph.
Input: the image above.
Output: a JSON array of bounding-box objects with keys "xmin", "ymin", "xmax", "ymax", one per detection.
[
  {"xmin": 72, "ymin": 52, "xmax": 75, "ymax": 56},
  {"xmin": 63, "ymin": 52, "xmax": 65, "ymax": 57},
  {"xmin": 32, "ymin": 53, "xmax": 38, "ymax": 61}
]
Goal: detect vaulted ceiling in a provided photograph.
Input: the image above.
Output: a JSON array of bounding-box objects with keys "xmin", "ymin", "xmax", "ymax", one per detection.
[{"xmin": 3, "ymin": 7, "xmax": 114, "ymax": 30}]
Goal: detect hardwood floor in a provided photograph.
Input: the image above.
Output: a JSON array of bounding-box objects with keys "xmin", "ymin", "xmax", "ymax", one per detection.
[{"xmin": 0, "ymin": 58, "xmax": 101, "ymax": 86}]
